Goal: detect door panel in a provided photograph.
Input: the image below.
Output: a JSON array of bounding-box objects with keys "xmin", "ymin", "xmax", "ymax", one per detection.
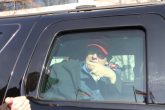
[{"xmin": 25, "ymin": 12, "xmax": 165, "ymax": 110}]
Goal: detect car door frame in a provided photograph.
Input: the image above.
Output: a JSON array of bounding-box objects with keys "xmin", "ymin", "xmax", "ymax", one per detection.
[{"xmin": 23, "ymin": 8, "xmax": 165, "ymax": 110}]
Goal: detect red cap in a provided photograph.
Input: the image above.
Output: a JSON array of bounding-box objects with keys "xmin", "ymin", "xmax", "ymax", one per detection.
[{"xmin": 88, "ymin": 43, "xmax": 109, "ymax": 56}]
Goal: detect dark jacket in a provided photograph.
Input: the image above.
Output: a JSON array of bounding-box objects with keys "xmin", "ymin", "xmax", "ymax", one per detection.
[{"xmin": 42, "ymin": 59, "xmax": 120, "ymax": 100}]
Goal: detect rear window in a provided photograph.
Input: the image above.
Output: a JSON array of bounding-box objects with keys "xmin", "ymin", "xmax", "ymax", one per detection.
[{"xmin": 40, "ymin": 29, "xmax": 145, "ymax": 103}]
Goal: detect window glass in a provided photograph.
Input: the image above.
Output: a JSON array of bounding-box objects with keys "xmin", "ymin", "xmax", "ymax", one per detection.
[{"xmin": 40, "ymin": 29, "xmax": 145, "ymax": 103}]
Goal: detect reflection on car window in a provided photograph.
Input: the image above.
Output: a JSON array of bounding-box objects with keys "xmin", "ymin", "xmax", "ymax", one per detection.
[
  {"xmin": 0, "ymin": 32, "xmax": 2, "ymax": 39},
  {"xmin": 40, "ymin": 29, "xmax": 145, "ymax": 103}
]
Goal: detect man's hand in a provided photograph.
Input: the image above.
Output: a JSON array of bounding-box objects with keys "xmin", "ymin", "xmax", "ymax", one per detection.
[
  {"xmin": 5, "ymin": 96, "xmax": 31, "ymax": 110},
  {"xmin": 87, "ymin": 60, "xmax": 116, "ymax": 84}
]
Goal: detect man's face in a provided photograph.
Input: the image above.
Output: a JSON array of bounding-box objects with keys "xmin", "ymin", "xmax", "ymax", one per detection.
[{"xmin": 86, "ymin": 53, "xmax": 108, "ymax": 66}]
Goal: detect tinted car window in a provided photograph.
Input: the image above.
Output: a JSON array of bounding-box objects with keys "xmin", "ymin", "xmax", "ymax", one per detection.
[{"xmin": 40, "ymin": 29, "xmax": 145, "ymax": 103}]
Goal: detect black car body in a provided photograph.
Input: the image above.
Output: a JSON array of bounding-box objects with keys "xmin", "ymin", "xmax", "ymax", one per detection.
[{"xmin": 1, "ymin": 3, "xmax": 165, "ymax": 110}]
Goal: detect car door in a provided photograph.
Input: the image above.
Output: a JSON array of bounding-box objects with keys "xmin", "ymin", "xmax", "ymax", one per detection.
[
  {"xmin": 0, "ymin": 16, "xmax": 40, "ymax": 104},
  {"xmin": 23, "ymin": 5, "xmax": 165, "ymax": 110}
]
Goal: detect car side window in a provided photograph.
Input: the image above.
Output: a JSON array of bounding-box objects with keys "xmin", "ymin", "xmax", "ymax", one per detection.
[{"xmin": 40, "ymin": 29, "xmax": 145, "ymax": 103}]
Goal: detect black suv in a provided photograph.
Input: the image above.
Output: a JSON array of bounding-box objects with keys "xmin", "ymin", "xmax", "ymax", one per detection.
[{"xmin": 1, "ymin": 3, "xmax": 165, "ymax": 110}]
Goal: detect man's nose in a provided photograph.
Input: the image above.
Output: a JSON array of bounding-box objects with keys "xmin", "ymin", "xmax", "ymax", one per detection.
[{"xmin": 92, "ymin": 53, "xmax": 98, "ymax": 58}]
